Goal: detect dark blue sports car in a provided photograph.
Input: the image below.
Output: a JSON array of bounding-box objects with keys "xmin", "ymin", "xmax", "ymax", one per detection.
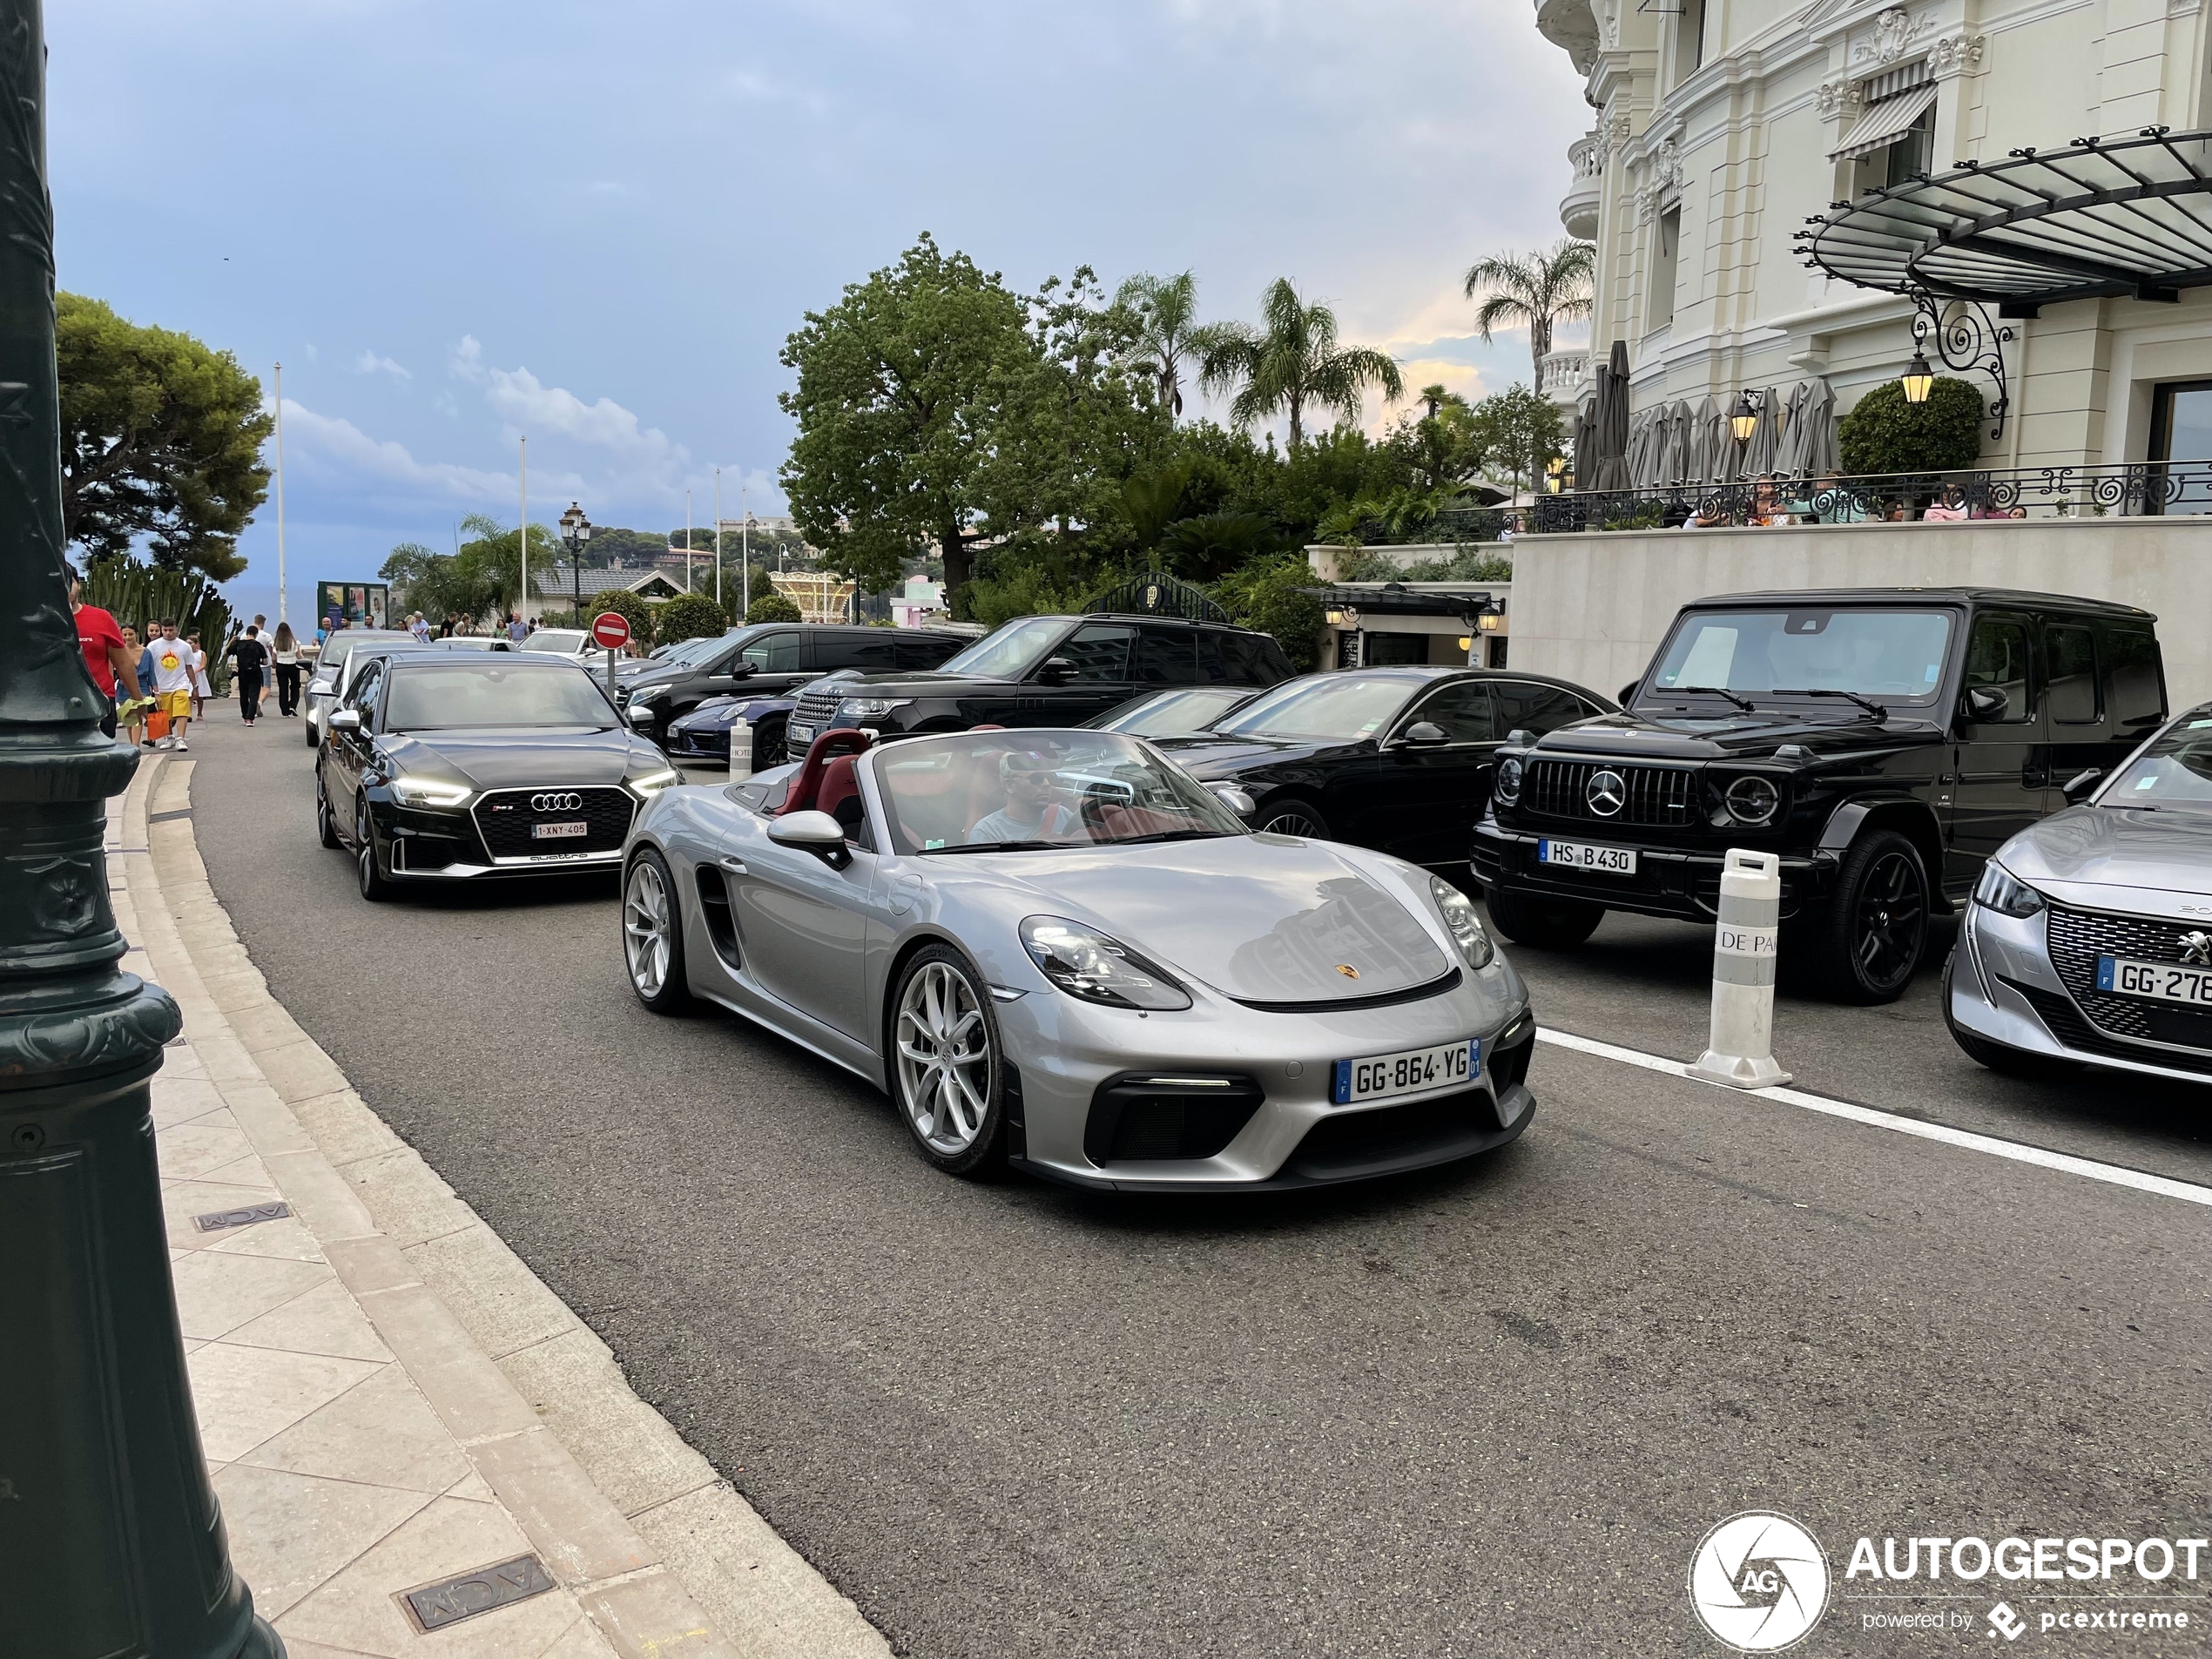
[{"xmin": 664, "ymin": 671, "xmax": 861, "ymax": 772}]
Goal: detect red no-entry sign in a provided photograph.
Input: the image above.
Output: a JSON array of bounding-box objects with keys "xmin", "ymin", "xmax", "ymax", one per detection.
[{"xmin": 590, "ymin": 610, "xmax": 631, "ymax": 651}]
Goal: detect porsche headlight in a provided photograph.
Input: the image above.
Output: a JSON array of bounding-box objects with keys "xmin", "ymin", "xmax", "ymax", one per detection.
[
  {"xmin": 389, "ymin": 776, "xmax": 473, "ymax": 807},
  {"xmin": 1973, "ymin": 860, "xmax": 2046, "ymax": 919},
  {"xmin": 836, "ymin": 697, "xmax": 913, "ymax": 722},
  {"xmin": 1495, "ymin": 754, "xmax": 1523, "ymax": 806},
  {"xmin": 626, "ymin": 767, "xmax": 680, "ymax": 799},
  {"xmin": 1020, "ymin": 916, "xmax": 1192, "ymax": 1010},
  {"xmin": 1429, "ymin": 875, "xmax": 1495, "ymax": 970}
]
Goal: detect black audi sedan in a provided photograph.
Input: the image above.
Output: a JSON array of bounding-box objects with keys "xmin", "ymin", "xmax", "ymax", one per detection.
[
  {"xmin": 315, "ymin": 652, "xmax": 677, "ymax": 900},
  {"xmin": 1155, "ymin": 667, "xmax": 1615, "ymax": 870}
]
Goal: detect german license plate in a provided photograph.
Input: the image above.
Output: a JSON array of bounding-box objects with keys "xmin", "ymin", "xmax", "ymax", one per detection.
[
  {"xmin": 531, "ymin": 821, "xmax": 589, "ymax": 840},
  {"xmin": 1332, "ymin": 1038, "xmax": 1479, "ymax": 1105},
  {"xmin": 1538, "ymin": 837, "xmax": 1637, "ymax": 874},
  {"xmin": 2097, "ymin": 954, "xmax": 2212, "ymax": 1007}
]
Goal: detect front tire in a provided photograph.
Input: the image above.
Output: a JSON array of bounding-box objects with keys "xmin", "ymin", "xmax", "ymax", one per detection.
[
  {"xmin": 316, "ymin": 766, "xmax": 341, "ymax": 849},
  {"xmin": 889, "ymin": 944, "xmax": 1006, "ymax": 1178},
  {"xmin": 1807, "ymin": 828, "xmax": 1928, "ymax": 1004},
  {"xmin": 1256, "ymin": 795, "xmax": 1331, "ymax": 840},
  {"xmin": 1485, "ymin": 886, "xmax": 1603, "ymax": 949},
  {"xmin": 622, "ymin": 849, "xmax": 693, "ymax": 1013},
  {"xmin": 354, "ymin": 798, "xmax": 390, "ymax": 902},
  {"xmin": 752, "ymin": 718, "xmax": 786, "ymax": 771}
]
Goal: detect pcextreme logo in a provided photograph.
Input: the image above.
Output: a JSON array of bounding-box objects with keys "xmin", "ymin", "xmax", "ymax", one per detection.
[{"xmin": 1689, "ymin": 1512, "xmax": 1831, "ymax": 1651}]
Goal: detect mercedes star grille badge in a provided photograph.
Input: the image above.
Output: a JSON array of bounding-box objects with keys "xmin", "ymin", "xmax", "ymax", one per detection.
[
  {"xmin": 1586, "ymin": 769, "xmax": 1627, "ymax": 817},
  {"xmin": 530, "ymin": 792, "xmax": 584, "ymax": 813}
]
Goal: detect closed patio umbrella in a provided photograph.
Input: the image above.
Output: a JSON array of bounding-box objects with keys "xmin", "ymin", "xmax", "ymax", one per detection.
[
  {"xmin": 1667, "ymin": 400, "xmax": 1695, "ymax": 485},
  {"xmin": 1685, "ymin": 395, "xmax": 1720, "ymax": 484},
  {"xmin": 1746, "ymin": 387, "xmax": 1783, "ymax": 479},
  {"xmin": 1803, "ymin": 379, "xmax": 1840, "ymax": 475},
  {"xmin": 1572, "ymin": 392, "xmax": 1598, "ymax": 489},
  {"xmin": 1592, "ymin": 340, "xmax": 1633, "ymax": 491}
]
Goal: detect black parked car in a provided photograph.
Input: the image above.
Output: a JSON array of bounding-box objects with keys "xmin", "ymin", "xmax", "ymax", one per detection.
[
  {"xmin": 782, "ymin": 611, "xmax": 1296, "ymax": 751},
  {"xmin": 1158, "ymin": 668, "xmax": 1614, "ymax": 870},
  {"xmin": 316, "ymin": 653, "xmax": 677, "ymax": 901},
  {"xmin": 1472, "ymin": 587, "xmax": 2167, "ymax": 1003},
  {"xmin": 618, "ymin": 623, "xmax": 968, "ymax": 747}
]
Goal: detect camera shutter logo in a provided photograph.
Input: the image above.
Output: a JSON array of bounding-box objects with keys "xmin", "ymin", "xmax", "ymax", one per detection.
[
  {"xmin": 1688, "ymin": 1512, "xmax": 1829, "ymax": 1651},
  {"xmin": 531, "ymin": 792, "xmax": 583, "ymax": 813},
  {"xmin": 1587, "ymin": 768, "xmax": 1627, "ymax": 817}
]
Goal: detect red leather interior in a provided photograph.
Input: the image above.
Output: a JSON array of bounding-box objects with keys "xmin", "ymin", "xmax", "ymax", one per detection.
[
  {"xmin": 776, "ymin": 728, "xmax": 873, "ymax": 815},
  {"xmin": 818, "ymin": 757, "xmax": 864, "ymax": 833}
]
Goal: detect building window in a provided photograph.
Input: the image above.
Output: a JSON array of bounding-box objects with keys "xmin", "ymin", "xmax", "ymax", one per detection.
[
  {"xmin": 1866, "ymin": 103, "xmax": 1936, "ymax": 190},
  {"xmin": 2147, "ymin": 381, "xmax": 2212, "ymax": 515},
  {"xmin": 1676, "ymin": 0, "xmax": 1707, "ymax": 83},
  {"xmin": 1648, "ymin": 206, "xmax": 1680, "ymax": 334}
]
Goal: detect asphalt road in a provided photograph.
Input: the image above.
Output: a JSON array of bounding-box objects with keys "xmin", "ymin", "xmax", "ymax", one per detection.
[{"xmin": 185, "ymin": 718, "xmax": 2212, "ymax": 1657}]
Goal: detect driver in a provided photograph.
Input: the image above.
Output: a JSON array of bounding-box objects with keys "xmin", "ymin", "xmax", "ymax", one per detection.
[{"xmin": 967, "ymin": 751, "xmax": 1074, "ymax": 844}]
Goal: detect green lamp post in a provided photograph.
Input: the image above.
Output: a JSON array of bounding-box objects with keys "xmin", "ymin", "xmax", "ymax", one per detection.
[{"xmin": 0, "ymin": 3, "xmax": 281, "ymax": 1654}]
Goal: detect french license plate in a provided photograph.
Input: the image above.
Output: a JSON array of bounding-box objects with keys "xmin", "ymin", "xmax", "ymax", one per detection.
[
  {"xmin": 787, "ymin": 723, "xmax": 815, "ymax": 749},
  {"xmin": 1332, "ymin": 1038, "xmax": 1479, "ymax": 1105},
  {"xmin": 531, "ymin": 820, "xmax": 589, "ymax": 840},
  {"xmin": 1538, "ymin": 837, "xmax": 1637, "ymax": 874},
  {"xmin": 2097, "ymin": 954, "xmax": 2212, "ymax": 1007}
]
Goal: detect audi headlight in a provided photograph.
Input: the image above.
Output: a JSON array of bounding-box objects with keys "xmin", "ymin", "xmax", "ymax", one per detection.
[
  {"xmin": 1428, "ymin": 875, "xmax": 1495, "ymax": 970},
  {"xmin": 1495, "ymin": 754, "xmax": 1523, "ymax": 806},
  {"xmin": 390, "ymin": 776, "xmax": 473, "ymax": 807},
  {"xmin": 836, "ymin": 697, "xmax": 913, "ymax": 722},
  {"xmin": 1020, "ymin": 916, "xmax": 1192, "ymax": 1010},
  {"xmin": 1973, "ymin": 860, "xmax": 2046, "ymax": 919},
  {"xmin": 626, "ymin": 767, "xmax": 680, "ymax": 799},
  {"xmin": 1723, "ymin": 774, "xmax": 1781, "ymax": 826}
]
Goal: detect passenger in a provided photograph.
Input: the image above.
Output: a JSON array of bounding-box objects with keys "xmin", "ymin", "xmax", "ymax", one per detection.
[{"xmin": 968, "ymin": 752, "xmax": 1076, "ymax": 845}]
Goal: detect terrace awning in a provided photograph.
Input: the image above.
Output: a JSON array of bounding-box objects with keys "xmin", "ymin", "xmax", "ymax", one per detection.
[
  {"xmin": 1796, "ymin": 127, "xmax": 2212, "ymax": 314},
  {"xmin": 1829, "ymin": 81, "xmax": 1937, "ymax": 162}
]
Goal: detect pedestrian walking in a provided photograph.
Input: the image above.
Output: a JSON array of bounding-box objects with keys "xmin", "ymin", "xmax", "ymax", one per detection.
[
  {"xmin": 227, "ymin": 624, "xmax": 269, "ymax": 725},
  {"xmin": 408, "ymin": 610, "xmax": 433, "ymax": 644},
  {"xmin": 136, "ymin": 631, "xmax": 158, "ymax": 745},
  {"xmin": 147, "ymin": 620, "xmax": 197, "ymax": 750},
  {"xmin": 69, "ymin": 574, "xmax": 141, "ymax": 740},
  {"xmin": 438, "ymin": 612, "xmax": 456, "ymax": 638},
  {"xmin": 272, "ymin": 622, "xmax": 303, "ymax": 717},
  {"xmin": 118, "ymin": 625, "xmax": 147, "ymax": 745},
  {"xmin": 506, "ymin": 610, "xmax": 529, "ymax": 644},
  {"xmin": 185, "ymin": 631, "xmax": 213, "ymax": 719}
]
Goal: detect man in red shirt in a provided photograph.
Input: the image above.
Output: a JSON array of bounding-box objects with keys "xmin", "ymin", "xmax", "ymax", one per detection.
[{"xmin": 70, "ymin": 573, "xmax": 141, "ymax": 739}]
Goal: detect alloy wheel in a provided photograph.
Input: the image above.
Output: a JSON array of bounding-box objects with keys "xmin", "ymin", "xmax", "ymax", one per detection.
[
  {"xmin": 623, "ymin": 859, "xmax": 672, "ymax": 999},
  {"xmin": 895, "ymin": 961, "xmax": 992, "ymax": 1155},
  {"xmin": 1853, "ymin": 849, "xmax": 1925, "ymax": 990},
  {"xmin": 1260, "ymin": 807, "xmax": 1326, "ymax": 839}
]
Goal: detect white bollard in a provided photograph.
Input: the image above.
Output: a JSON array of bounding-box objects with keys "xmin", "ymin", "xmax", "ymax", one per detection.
[{"xmin": 1688, "ymin": 848, "xmax": 1793, "ymax": 1089}]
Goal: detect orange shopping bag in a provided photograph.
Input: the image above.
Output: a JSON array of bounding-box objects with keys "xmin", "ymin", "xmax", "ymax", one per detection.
[{"xmin": 146, "ymin": 708, "xmax": 170, "ymax": 740}]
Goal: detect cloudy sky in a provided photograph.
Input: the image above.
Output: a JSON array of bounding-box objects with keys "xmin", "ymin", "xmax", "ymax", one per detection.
[{"xmin": 50, "ymin": 0, "xmax": 1587, "ymax": 620}]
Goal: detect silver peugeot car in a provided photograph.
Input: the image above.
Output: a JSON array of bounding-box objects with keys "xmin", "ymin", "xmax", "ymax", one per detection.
[
  {"xmin": 1947, "ymin": 699, "xmax": 2212, "ymax": 1082},
  {"xmin": 621, "ymin": 728, "xmax": 1537, "ymax": 1190}
]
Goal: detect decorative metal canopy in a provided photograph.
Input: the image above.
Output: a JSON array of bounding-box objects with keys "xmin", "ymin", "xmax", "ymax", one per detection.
[{"xmin": 1795, "ymin": 126, "xmax": 2212, "ymax": 316}]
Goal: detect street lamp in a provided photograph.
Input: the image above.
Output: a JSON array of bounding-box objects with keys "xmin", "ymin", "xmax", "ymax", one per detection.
[
  {"xmin": 1730, "ymin": 390, "xmax": 1761, "ymax": 444},
  {"xmin": 0, "ymin": 2, "xmax": 280, "ymax": 1652},
  {"xmin": 560, "ymin": 501, "xmax": 593, "ymax": 624},
  {"xmin": 1900, "ymin": 349, "xmax": 1936, "ymax": 404}
]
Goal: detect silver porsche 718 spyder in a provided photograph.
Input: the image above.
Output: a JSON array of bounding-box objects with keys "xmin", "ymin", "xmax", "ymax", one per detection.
[{"xmin": 619, "ymin": 728, "xmax": 1537, "ymax": 1190}]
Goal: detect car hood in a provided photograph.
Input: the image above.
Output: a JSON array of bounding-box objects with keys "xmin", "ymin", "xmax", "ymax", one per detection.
[
  {"xmin": 1534, "ymin": 708, "xmax": 1945, "ymax": 761},
  {"xmin": 950, "ymin": 835, "xmax": 1451, "ymax": 1004},
  {"xmin": 671, "ymin": 694, "xmax": 790, "ymax": 732},
  {"xmin": 1999, "ymin": 806, "xmax": 2212, "ymax": 919},
  {"xmin": 383, "ymin": 729, "xmax": 660, "ymax": 790},
  {"xmin": 816, "ymin": 670, "xmax": 1003, "ymax": 695},
  {"xmin": 1152, "ymin": 735, "xmax": 1351, "ymax": 776}
]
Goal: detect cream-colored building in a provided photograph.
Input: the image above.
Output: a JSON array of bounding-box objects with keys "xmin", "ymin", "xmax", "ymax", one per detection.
[{"xmin": 1537, "ymin": 0, "xmax": 2212, "ymax": 475}]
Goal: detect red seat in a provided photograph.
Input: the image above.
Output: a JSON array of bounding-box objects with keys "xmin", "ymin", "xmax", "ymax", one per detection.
[
  {"xmin": 776, "ymin": 727, "xmax": 873, "ymax": 815},
  {"xmin": 818, "ymin": 756, "xmax": 864, "ymax": 835}
]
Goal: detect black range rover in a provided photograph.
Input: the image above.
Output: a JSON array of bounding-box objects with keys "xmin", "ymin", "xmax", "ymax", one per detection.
[
  {"xmin": 1471, "ymin": 588, "xmax": 2166, "ymax": 1002},
  {"xmin": 783, "ymin": 610, "xmax": 1295, "ymax": 748},
  {"xmin": 618, "ymin": 622, "xmax": 969, "ymax": 745}
]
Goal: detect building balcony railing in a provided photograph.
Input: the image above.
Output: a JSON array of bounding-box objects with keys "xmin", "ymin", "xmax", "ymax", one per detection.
[
  {"xmin": 1560, "ymin": 131, "xmax": 1602, "ymax": 239},
  {"xmin": 1539, "ymin": 347, "xmax": 1592, "ymax": 411},
  {"xmin": 1526, "ymin": 462, "xmax": 2212, "ymax": 533}
]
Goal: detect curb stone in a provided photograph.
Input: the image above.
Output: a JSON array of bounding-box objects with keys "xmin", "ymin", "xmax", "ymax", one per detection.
[{"xmin": 128, "ymin": 751, "xmax": 891, "ymax": 1659}]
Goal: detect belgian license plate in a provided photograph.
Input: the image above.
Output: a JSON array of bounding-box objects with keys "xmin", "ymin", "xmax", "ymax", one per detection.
[
  {"xmin": 531, "ymin": 820, "xmax": 589, "ymax": 840},
  {"xmin": 1538, "ymin": 837, "xmax": 1637, "ymax": 874},
  {"xmin": 2097, "ymin": 954, "xmax": 2212, "ymax": 1007},
  {"xmin": 1332, "ymin": 1038, "xmax": 1479, "ymax": 1105}
]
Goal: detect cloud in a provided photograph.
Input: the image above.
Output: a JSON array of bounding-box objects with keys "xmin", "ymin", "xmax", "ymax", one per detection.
[
  {"xmin": 449, "ymin": 334, "xmax": 484, "ymax": 381},
  {"xmin": 353, "ymin": 349, "xmax": 411, "ymax": 380},
  {"xmin": 448, "ymin": 334, "xmax": 690, "ymax": 485},
  {"xmin": 278, "ymin": 399, "xmax": 583, "ymax": 504}
]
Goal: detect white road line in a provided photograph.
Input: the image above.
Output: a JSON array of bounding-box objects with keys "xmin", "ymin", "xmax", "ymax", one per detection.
[{"xmin": 1536, "ymin": 1027, "xmax": 2212, "ymax": 1210}]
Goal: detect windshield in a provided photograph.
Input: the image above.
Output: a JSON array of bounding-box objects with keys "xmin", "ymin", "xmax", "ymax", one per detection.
[
  {"xmin": 1098, "ymin": 687, "xmax": 1257, "ymax": 736},
  {"xmin": 876, "ymin": 731, "xmax": 1245, "ymax": 853},
  {"xmin": 1212, "ymin": 674, "xmax": 1414, "ymax": 742},
  {"xmin": 530, "ymin": 630, "xmax": 587, "ymax": 653},
  {"xmin": 1649, "ymin": 609, "xmax": 1954, "ymax": 702},
  {"xmin": 383, "ymin": 664, "xmax": 616, "ymax": 731},
  {"xmin": 660, "ymin": 633, "xmax": 730, "ymax": 667},
  {"xmin": 2104, "ymin": 713, "xmax": 2212, "ymax": 811},
  {"xmin": 934, "ymin": 617, "xmax": 1068, "ymax": 680}
]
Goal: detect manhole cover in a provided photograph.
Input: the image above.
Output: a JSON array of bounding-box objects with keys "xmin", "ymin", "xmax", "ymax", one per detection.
[
  {"xmin": 192, "ymin": 1202, "xmax": 290, "ymax": 1233},
  {"xmin": 399, "ymin": 1553, "xmax": 556, "ymax": 1631}
]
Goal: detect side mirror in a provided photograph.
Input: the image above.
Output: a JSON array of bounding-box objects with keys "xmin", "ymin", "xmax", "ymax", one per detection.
[
  {"xmin": 767, "ymin": 809, "xmax": 851, "ymax": 867},
  {"xmin": 328, "ymin": 709, "xmax": 361, "ymax": 733},
  {"xmin": 626, "ymin": 705, "xmax": 656, "ymax": 727},
  {"xmin": 2061, "ymin": 767, "xmax": 2103, "ymax": 805},
  {"xmin": 1207, "ymin": 782, "xmax": 1257, "ymax": 817},
  {"xmin": 1963, "ymin": 685, "xmax": 2008, "ymax": 722},
  {"xmin": 1400, "ymin": 721, "xmax": 1449, "ymax": 746},
  {"xmin": 1617, "ymin": 683, "xmax": 1638, "ymax": 706},
  {"xmin": 1036, "ymin": 656, "xmax": 1076, "ymax": 685}
]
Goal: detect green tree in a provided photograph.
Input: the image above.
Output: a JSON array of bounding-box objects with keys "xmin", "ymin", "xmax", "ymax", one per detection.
[
  {"xmin": 1462, "ymin": 240, "xmax": 1595, "ymax": 395},
  {"xmin": 745, "ymin": 592, "xmax": 802, "ymax": 624},
  {"xmin": 1112, "ymin": 271, "xmax": 1226, "ymax": 421},
  {"xmin": 1157, "ymin": 511, "xmax": 1283, "ymax": 583},
  {"xmin": 1838, "ymin": 376, "xmax": 1986, "ymax": 474},
  {"xmin": 1467, "ymin": 385, "xmax": 1564, "ymax": 502},
  {"xmin": 652, "ymin": 591, "xmax": 728, "ymax": 647},
  {"xmin": 379, "ymin": 514, "xmax": 563, "ymax": 625},
  {"xmin": 586, "ymin": 588, "xmax": 653, "ymax": 644},
  {"xmin": 1212, "ymin": 553, "xmax": 1325, "ymax": 671},
  {"xmin": 58, "ymin": 293, "xmax": 273, "ymax": 581},
  {"xmin": 1387, "ymin": 386, "xmax": 1486, "ymax": 495},
  {"xmin": 1198, "ymin": 279, "xmax": 1405, "ymax": 448},
  {"xmin": 779, "ymin": 235, "xmax": 1036, "ymax": 609}
]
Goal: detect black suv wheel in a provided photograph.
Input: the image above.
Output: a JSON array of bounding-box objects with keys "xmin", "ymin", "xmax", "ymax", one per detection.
[
  {"xmin": 1804, "ymin": 829, "xmax": 1927, "ymax": 1004},
  {"xmin": 1486, "ymin": 887, "xmax": 1603, "ymax": 950}
]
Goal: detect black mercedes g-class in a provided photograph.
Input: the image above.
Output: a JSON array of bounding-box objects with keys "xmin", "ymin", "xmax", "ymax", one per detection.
[
  {"xmin": 782, "ymin": 610, "xmax": 1296, "ymax": 751},
  {"xmin": 1471, "ymin": 588, "xmax": 2166, "ymax": 1002}
]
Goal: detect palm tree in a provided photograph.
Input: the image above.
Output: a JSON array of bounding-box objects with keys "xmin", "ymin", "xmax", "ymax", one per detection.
[
  {"xmin": 1114, "ymin": 272, "xmax": 1214, "ymax": 421},
  {"xmin": 1198, "ymin": 278, "xmax": 1405, "ymax": 448},
  {"xmin": 1462, "ymin": 240, "xmax": 1595, "ymax": 395}
]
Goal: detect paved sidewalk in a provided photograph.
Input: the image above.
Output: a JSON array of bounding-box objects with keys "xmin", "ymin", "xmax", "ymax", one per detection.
[{"xmin": 113, "ymin": 751, "xmax": 886, "ymax": 1659}]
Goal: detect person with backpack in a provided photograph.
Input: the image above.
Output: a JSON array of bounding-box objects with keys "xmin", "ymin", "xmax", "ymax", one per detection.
[{"xmin": 227, "ymin": 624, "xmax": 270, "ymax": 725}]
